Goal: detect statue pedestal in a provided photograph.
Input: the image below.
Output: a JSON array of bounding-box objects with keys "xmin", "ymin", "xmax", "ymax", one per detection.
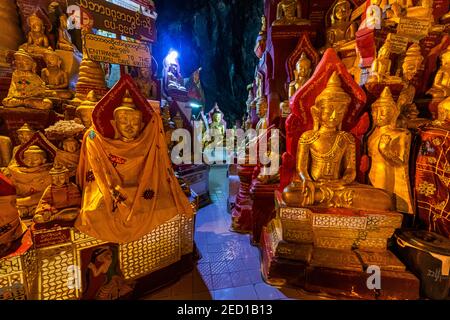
[
  {"xmin": 231, "ymin": 164, "xmax": 256, "ymax": 233},
  {"xmin": 0, "ymin": 107, "xmax": 60, "ymax": 144},
  {"xmin": 249, "ymin": 180, "xmax": 279, "ymax": 245},
  {"xmin": 0, "ymin": 230, "xmax": 33, "ymax": 300},
  {"xmin": 175, "ymin": 164, "xmax": 211, "ymax": 208},
  {"xmin": 260, "ymin": 191, "xmax": 420, "ymax": 299}
]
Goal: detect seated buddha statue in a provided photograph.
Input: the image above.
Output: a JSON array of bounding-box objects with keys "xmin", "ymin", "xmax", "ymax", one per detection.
[
  {"xmin": 406, "ymin": 0, "xmax": 434, "ymax": 21},
  {"xmin": 166, "ymin": 63, "xmax": 186, "ymax": 91},
  {"xmin": 368, "ymin": 87, "xmax": 413, "ymax": 214},
  {"xmin": 272, "ymin": 0, "xmax": 311, "ymax": 26},
  {"xmin": 325, "ymin": 0, "xmax": 358, "ymax": 50},
  {"xmin": 367, "ymin": 41, "xmax": 402, "ymax": 84},
  {"xmin": 255, "ymin": 96, "xmax": 268, "ymax": 131},
  {"xmin": 427, "ymin": 45, "xmax": 450, "ymax": 99},
  {"xmin": 288, "ymin": 53, "xmax": 312, "ymax": 98},
  {"xmin": 54, "ymin": 137, "xmax": 80, "ymax": 178},
  {"xmin": 397, "ymin": 43, "xmax": 426, "ymax": 128},
  {"xmin": 9, "ymin": 124, "xmax": 36, "ymax": 167},
  {"xmin": 33, "ymin": 164, "xmax": 81, "ymax": 225},
  {"xmin": 19, "ymin": 13, "xmax": 52, "ymax": 56},
  {"xmin": 209, "ymin": 104, "xmax": 226, "ymax": 136},
  {"xmin": 282, "ymin": 72, "xmax": 394, "ymax": 210},
  {"xmin": 135, "ymin": 67, "xmax": 158, "ymax": 100},
  {"xmin": 8, "ymin": 145, "xmax": 52, "ymax": 217},
  {"xmin": 76, "ymin": 90, "xmax": 98, "ymax": 129},
  {"xmin": 75, "ymin": 89, "xmax": 193, "ymax": 243},
  {"xmin": 432, "ymin": 96, "xmax": 450, "ymax": 127},
  {"xmin": 2, "ymin": 50, "xmax": 53, "ymax": 110},
  {"xmin": 41, "ymin": 50, "xmax": 73, "ymax": 99},
  {"xmin": 57, "ymin": 14, "xmax": 79, "ymax": 53}
]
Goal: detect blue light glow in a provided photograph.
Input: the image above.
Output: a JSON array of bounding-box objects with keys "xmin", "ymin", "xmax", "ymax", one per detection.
[{"xmin": 165, "ymin": 50, "xmax": 179, "ymax": 65}]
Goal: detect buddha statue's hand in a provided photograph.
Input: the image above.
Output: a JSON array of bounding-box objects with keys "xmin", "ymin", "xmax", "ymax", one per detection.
[
  {"xmin": 300, "ymin": 179, "xmax": 315, "ymax": 206},
  {"xmin": 379, "ymin": 134, "xmax": 392, "ymax": 149}
]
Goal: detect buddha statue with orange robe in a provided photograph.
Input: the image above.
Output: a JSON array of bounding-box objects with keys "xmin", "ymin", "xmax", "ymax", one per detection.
[
  {"xmin": 75, "ymin": 89, "xmax": 193, "ymax": 243},
  {"xmin": 282, "ymin": 72, "xmax": 394, "ymax": 210}
]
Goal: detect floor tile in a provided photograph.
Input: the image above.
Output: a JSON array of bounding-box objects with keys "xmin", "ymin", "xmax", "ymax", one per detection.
[
  {"xmin": 230, "ymin": 270, "xmax": 253, "ymax": 287},
  {"xmin": 213, "ymin": 285, "xmax": 258, "ymax": 300},
  {"xmin": 211, "ymin": 273, "xmax": 233, "ymax": 290},
  {"xmin": 254, "ymin": 283, "xmax": 283, "ymax": 300},
  {"xmin": 209, "ymin": 261, "xmax": 229, "ymax": 275}
]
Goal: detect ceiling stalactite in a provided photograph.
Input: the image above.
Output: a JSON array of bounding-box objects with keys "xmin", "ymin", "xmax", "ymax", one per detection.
[{"xmin": 153, "ymin": 0, "xmax": 264, "ymax": 126}]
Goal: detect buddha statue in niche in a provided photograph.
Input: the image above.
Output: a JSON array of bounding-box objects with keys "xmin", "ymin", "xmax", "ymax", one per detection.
[
  {"xmin": 427, "ymin": 45, "xmax": 450, "ymax": 100},
  {"xmin": 19, "ymin": 13, "xmax": 52, "ymax": 55},
  {"xmin": 289, "ymin": 53, "xmax": 312, "ymax": 98},
  {"xmin": 41, "ymin": 50, "xmax": 73, "ymax": 99},
  {"xmin": 9, "ymin": 124, "xmax": 36, "ymax": 166},
  {"xmin": 2, "ymin": 50, "xmax": 52, "ymax": 110},
  {"xmin": 272, "ymin": 0, "xmax": 311, "ymax": 26},
  {"xmin": 282, "ymin": 72, "xmax": 394, "ymax": 210},
  {"xmin": 33, "ymin": 164, "xmax": 81, "ymax": 225},
  {"xmin": 75, "ymin": 89, "xmax": 193, "ymax": 243},
  {"xmin": 256, "ymin": 96, "xmax": 268, "ymax": 131},
  {"xmin": 8, "ymin": 145, "xmax": 52, "ymax": 217},
  {"xmin": 209, "ymin": 104, "xmax": 225, "ymax": 137},
  {"xmin": 368, "ymin": 87, "xmax": 413, "ymax": 214},
  {"xmin": 325, "ymin": 0, "xmax": 358, "ymax": 49}
]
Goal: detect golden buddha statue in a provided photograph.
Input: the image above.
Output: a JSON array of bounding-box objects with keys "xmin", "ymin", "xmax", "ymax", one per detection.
[
  {"xmin": 57, "ymin": 14, "xmax": 78, "ymax": 52},
  {"xmin": 325, "ymin": 0, "xmax": 357, "ymax": 49},
  {"xmin": 9, "ymin": 123, "xmax": 36, "ymax": 166},
  {"xmin": 19, "ymin": 13, "xmax": 52, "ymax": 55},
  {"xmin": 368, "ymin": 41, "xmax": 402, "ymax": 84},
  {"xmin": 33, "ymin": 164, "xmax": 81, "ymax": 224},
  {"xmin": 76, "ymin": 90, "xmax": 98, "ymax": 129},
  {"xmin": 427, "ymin": 45, "xmax": 450, "ymax": 99},
  {"xmin": 288, "ymin": 53, "xmax": 312, "ymax": 98},
  {"xmin": 210, "ymin": 104, "xmax": 225, "ymax": 136},
  {"xmin": 282, "ymin": 72, "xmax": 393, "ymax": 210},
  {"xmin": 75, "ymin": 90, "xmax": 193, "ymax": 243},
  {"xmin": 397, "ymin": 43, "xmax": 425, "ymax": 127},
  {"xmin": 173, "ymin": 111, "xmax": 184, "ymax": 129},
  {"xmin": 135, "ymin": 67, "xmax": 158, "ymax": 100},
  {"xmin": 260, "ymin": 15, "xmax": 267, "ymax": 35},
  {"xmin": 272, "ymin": 0, "xmax": 311, "ymax": 26},
  {"xmin": 406, "ymin": 0, "xmax": 434, "ymax": 21},
  {"xmin": 256, "ymin": 96, "xmax": 268, "ymax": 131},
  {"xmin": 41, "ymin": 50, "xmax": 73, "ymax": 99},
  {"xmin": 9, "ymin": 145, "xmax": 52, "ymax": 217},
  {"xmin": 2, "ymin": 50, "xmax": 53, "ymax": 110},
  {"xmin": 368, "ymin": 87, "xmax": 413, "ymax": 214},
  {"xmin": 432, "ymin": 96, "xmax": 450, "ymax": 126},
  {"xmin": 54, "ymin": 137, "xmax": 80, "ymax": 178}
]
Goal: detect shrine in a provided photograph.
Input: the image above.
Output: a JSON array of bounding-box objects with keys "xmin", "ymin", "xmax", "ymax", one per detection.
[{"xmin": 0, "ymin": 0, "xmax": 450, "ymax": 303}]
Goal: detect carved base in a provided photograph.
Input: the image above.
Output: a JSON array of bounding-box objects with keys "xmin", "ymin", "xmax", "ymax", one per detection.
[
  {"xmin": 175, "ymin": 164, "xmax": 211, "ymax": 208},
  {"xmin": 250, "ymin": 180, "xmax": 279, "ymax": 245},
  {"xmin": 261, "ymin": 221, "xmax": 420, "ymax": 299},
  {"xmin": 230, "ymin": 165, "xmax": 256, "ymax": 233}
]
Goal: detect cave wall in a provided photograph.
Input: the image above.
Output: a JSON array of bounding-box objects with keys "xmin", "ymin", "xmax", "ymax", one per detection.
[{"xmin": 153, "ymin": 0, "xmax": 264, "ymax": 126}]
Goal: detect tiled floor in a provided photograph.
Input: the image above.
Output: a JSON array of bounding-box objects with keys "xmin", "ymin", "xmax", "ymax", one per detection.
[{"xmin": 143, "ymin": 166, "xmax": 324, "ymax": 300}]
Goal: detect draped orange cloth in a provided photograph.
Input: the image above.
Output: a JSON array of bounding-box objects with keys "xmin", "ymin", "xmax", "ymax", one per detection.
[{"xmin": 75, "ymin": 114, "xmax": 194, "ymax": 243}]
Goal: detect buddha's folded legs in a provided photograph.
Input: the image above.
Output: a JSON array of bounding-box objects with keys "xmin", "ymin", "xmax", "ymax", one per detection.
[
  {"xmin": 2, "ymin": 97, "xmax": 52, "ymax": 109},
  {"xmin": 283, "ymin": 182, "xmax": 394, "ymax": 211}
]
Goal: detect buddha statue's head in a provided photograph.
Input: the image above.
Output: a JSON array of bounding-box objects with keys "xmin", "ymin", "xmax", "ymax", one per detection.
[
  {"xmin": 62, "ymin": 137, "xmax": 79, "ymax": 153},
  {"xmin": 49, "ymin": 164, "xmax": 69, "ymax": 187},
  {"xmin": 313, "ymin": 71, "xmax": 351, "ymax": 130},
  {"xmin": 17, "ymin": 123, "xmax": 36, "ymax": 145},
  {"xmin": 437, "ymin": 96, "xmax": 450, "ymax": 123},
  {"xmin": 44, "ymin": 51, "xmax": 62, "ymax": 69},
  {"xmin": 28, "ymin": 13, "xmax": 44, "ymax": 33},
  {"xmin": 211, "ymin": 104, "xmax": 223, "ymax": 123},
  {"xmin": 256, "ymin": 96, "xmax": 268, "ymax": 119},
  {"xmin": 372, "ymin": 87, "xmax": 399, "ymax": 127},
  {"xmin": 332, "ymin": 0, "xmax": 351, "ymax": 24},
  {"xmin": 112, "ymin": 90, "xmax": 143, "ymax": 142},
  {"xmin": 295, "ymin": 53, "xmax": 312, "ymax": 78},
  {"xmin": 23, "ymin": 145, "xmax": 47, "ymax": 168},
  {"xmin": 77, "ymin": 91, "xmax": 97, "ymax": 128},
  {"xmin": 14, "ymin": 50, "xmax": 36, "ymax": 73},
  {"xmin": 402, "ymin": 43, "xmax": 423, "ymax": 82},
  {"xmin": 139, "ymin": 67, "xmax": 151, "ymax": 80}
]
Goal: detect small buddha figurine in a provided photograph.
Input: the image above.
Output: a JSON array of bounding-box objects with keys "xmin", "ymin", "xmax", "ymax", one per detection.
[
  {"xmin": 8, "ymin": 145, "xmax": 52, "ymax": 216},
  {"xmin": 9, "ymin": 123, "xmax": 36, "ymax": 166},
  {"xmin": 282, "ymin": 72, "xmax": 393, "ymax": 210},
  {"xmin": 173, "ymin": 111, "xmax": 184, "ymax": 129},
  {"xmin": 19, "ymin": 13, "xmax": 52, "ymax": 55},
  {"xmin": 2, "ymin": 50, "xmax": 53, "ymax": 110},
  {"xmin": 166, "ymin": 63, "xmax": 186, "ymax": 91},
  {"xmin": 54, "ymin": 137, "xmax": 80, "ymax": 178},
  {"xmin": 406, "ymin": 0, "xmax": 434, "ymax": 21},
  {"xmin": 365, "ymin": 0, "xmax": 382, "ymax": 29},
  {"xmin": 397, "ymin": 43, "xmax": 425, "ymax": 127},
  {"xmin": 427, "ymin": 45, "xmax": 450, "ymax": 99},
  {"xmin": 33, "ymin": 164, "xmax": 81, "ymax": 224},
  {"xmin": 41, "ymin": 50, "xmax": 73, "ymax": 99},
  {"xmin": 135, "ymin": 67, "xmax": 158, "ymax": 100},
  {"xmin": 57, "ymin": 14, "xmax": 79, "ymax": 53},
  {"xmin": 368, "ymin": 87, "xmax": 413, "ymax": 214},
  {"xmin": 289, "ymin": 52, "xmax": 312, "ymax": 98},
  {"xmin": 209, "ymin": 104, "xmax": 226, "ymax": 136},
  {"xmin": 432, "ymin": 96, "xmax": 450, "ymax": 127},
  {"xmin": 76, "ymin": 90, "xmax": 98, "ymax": 129},
  {"xmin": 325, "ymin": 0, "xmax": 358, "ymax": 49},
  {"xmin": 255, "ymin": 96, "xmax": 268, "ymax": 130},
  {"xmin": 368, "ymin": 40, "xmax": 402, "ymax": 84},
  {"xmin": 272, "ymin": 0, "xmax": 311, "ymax": 26}
]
